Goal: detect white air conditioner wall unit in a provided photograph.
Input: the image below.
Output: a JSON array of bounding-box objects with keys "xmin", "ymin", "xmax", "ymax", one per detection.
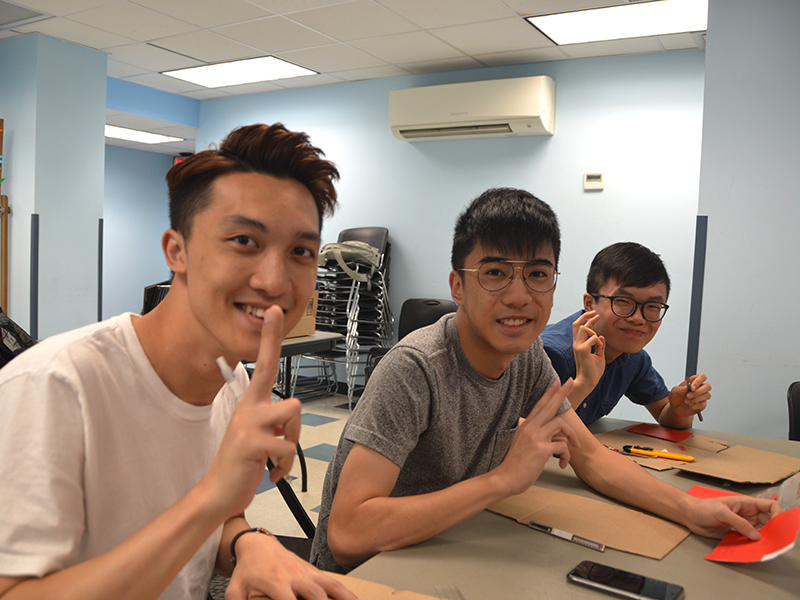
[{"xmin": 388, "ymin": 75, "xmax": 555, "ymax": 142}]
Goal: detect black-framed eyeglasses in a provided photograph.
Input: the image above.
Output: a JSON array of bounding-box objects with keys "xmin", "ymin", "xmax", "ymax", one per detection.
[
  {"xmin": 459, "ymin": 260, "xmax": 559, "ymax": 293},
  {"xmin": 592, "ymin": 294, "xmax": 669, "ymax": 322}
]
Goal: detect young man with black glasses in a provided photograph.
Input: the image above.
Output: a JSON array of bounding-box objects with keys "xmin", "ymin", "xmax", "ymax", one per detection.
[
  {"xmin": 310, "ymin": 190, "xmax": 775, "ymax": 575},
  {"xmin": 541, "ymin": 242, "xmax": 709, "ymax": 428}
]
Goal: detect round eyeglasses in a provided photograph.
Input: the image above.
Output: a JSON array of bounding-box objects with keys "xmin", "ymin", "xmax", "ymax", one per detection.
[
  {"xmin": 459, "ymin": 260, "xmax": 558, "ymax": 293},
  {"xmin": 592, "ymin": 293, "xmax": 669, "ymax": 322}
]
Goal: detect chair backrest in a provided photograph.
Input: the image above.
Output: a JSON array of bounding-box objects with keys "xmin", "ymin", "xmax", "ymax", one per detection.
[
  {"xmin": 141, "ymin": 280, "xmax": 171, "ymax": 315},
  {"xmin": 338, "ymin": 227, "xmax": 389, "ymax": 255},
  {"xmin": 398, "ymin": 298, "xmax": 458, "ymax": 341},
  {"xmin": 789, "ymin": 381, "xmax": 800, "ymax": 441}
]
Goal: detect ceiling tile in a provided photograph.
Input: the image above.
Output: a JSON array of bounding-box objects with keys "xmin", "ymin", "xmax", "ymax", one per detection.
[
  {"xmin": 108, "ymin": 42, "xmax": 203, "ymax": 71},
  {"xmin": 279, "ymin": 43, "xmax": 386, "ymax": 72},
  {"xmin": 214, "ymin": 79, "xmax": 285, "ymax": 95},
  {"xmin": 150, "ymin": 30, "xmax": 259, "ymax": 63},
  {"xmin": 503, "ymin": 0, "xmax": 628, "ymax": 17},
  {"xmin": 330, "ymin": 64, "xmax": 411, "ymax": 81},
  {"xmin": 16, "ymin": 0, "xmax": 114, "ymax": 17},
  {"xmin": 106, "ymin": 57, "xmax": 149, "ymax": 78},
  {"xmin": 431, "ymin": 17, "xmax": 551, "ymax": 55},
  {"xmin": 214, "ymin": 15, "xmax": 334, "ymax": 53},
  {"xmin": 350, "ymin": 31, "xmax": 465, "ymax": 64},
  {"xmin": 14, "ymin": 16, "xmax": 134, "ymax": 47},
  {"xmin": 123, "ymin": 71, "xmax": 209, "ymax": 94},
  {"xmin": 105, "ymin": 111, "xmax": 185, "ymax": 131},
  {"xmin": 181, "ymin": 88, "xmax": 233, "ymax": 100},
  {"xmin": 288, "ymin": 0, "xmax": 418, "ymax": 42},
  {"xmin": 475, "ymin": 46, "xmax": 568, "ymax": 66},
  {"xmin": 658, "ymin": 33, "xmax": 699, "ymax": 51},
  {"xmin": 560, "ymin": 36, "xmax": 663, "ymax": 59},
  {"xmin": 130, "ymin": 0, "xmax": 270, "ymax": 28},
  {"xmin": 68, "ymin": 2, "xmax": 197, "ymax": 42},
  {"xmin": 272, "ymin": 73, "xmax": 345, "ymax": 89},
  {"xmin": 247, "ymin": 0, "xmax": 346, "ymax": 14},
  {"xmin": 377, "ymin": 0, "xmax": 516, "ymax": 29},
  {"xmin": 398, "ymin": 56, "xmax": 485, "ymax": 74}
]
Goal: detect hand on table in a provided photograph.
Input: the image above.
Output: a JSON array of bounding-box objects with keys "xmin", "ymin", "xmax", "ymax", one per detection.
[
  {"xmin": 685, "ymin": 494, "xmax": 781, "ymax": 540},
  {"xmin": 227, "ymin": 532, "xmax": 357, "ymax": 600}
]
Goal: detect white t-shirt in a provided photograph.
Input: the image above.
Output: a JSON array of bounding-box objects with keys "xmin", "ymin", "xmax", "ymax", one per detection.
[{"xmin": 0, "ymin": 313, "xmax": 244, "ymax": 600}]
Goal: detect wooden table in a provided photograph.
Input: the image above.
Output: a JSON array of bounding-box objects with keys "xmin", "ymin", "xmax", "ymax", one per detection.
[{"xmin": 351, "ymin": 419, "xmax": 800, "ymax": 600}]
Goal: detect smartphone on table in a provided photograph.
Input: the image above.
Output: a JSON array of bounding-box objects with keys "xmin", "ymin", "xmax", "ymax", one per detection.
[{"xmin": 567, "ymin": 560, "xmax": 684, "ymax": 600}]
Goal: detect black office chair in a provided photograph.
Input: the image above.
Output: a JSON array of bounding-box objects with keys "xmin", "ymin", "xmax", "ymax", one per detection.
[
  {"xmin": 365, "ymin": 298, "xmax": 458, "ymax": 384},
  {"xmin": 141, "ymin": 279, "xmax": 171, "ymax": 314},
  {"xmin": 789, "ymin": 381, "xmax": 800, "ymax": 442}
]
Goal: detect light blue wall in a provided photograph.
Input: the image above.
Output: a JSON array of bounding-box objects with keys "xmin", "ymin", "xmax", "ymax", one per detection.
[
  {"xmin": 696, "ymin": 0, "xmax": 800, "ymax": 438},
  {"xmin": 197, "ymin": 50, "xmax": 706, "ymax": 423},
  {"xmin": 102, "ymin": 145, "xmax": 172, "ymax": 319},
  {"xmin": 0, "ymin": 34, "xmax": 106, "ymax": 337}
]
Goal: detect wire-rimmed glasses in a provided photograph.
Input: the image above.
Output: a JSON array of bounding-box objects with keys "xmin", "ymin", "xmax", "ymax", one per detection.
[{"xmin": 459, "ymin": 260, "xmax": 558, "ymax": 293}]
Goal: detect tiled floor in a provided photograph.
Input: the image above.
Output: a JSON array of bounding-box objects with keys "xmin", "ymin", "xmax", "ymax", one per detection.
[{"xmin": 244, "ymin": 394, "xmax": 351, "ymax": 537}]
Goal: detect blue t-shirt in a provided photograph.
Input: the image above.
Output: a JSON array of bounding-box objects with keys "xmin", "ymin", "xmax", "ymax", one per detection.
[{"xmin": 540, "ymin": 310, "xmax": 670, "ymax": 424}]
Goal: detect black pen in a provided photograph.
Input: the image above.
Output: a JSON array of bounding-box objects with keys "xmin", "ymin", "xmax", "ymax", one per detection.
[{"xmin": 527, "ymin": 520, "xmax": 605, "ymax": 552}]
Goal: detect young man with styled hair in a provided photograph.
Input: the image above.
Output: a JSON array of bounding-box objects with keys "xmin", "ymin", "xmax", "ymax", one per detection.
[
  {"xmin": 310, "ymin": 188, "xmax": 777, "ymax": 574},
  {"xmin": 541, "ymin": 242, "xmax": 709, "ymax": 428},
  {"xmin": 0, "ymin": 123, "xmax": 355, "ymax": 600}
]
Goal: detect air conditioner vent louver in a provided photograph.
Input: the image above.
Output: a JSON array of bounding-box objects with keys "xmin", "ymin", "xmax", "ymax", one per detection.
[{"xmin": 389, "ymin": 76, "xmax": 555, "ymax": 142}]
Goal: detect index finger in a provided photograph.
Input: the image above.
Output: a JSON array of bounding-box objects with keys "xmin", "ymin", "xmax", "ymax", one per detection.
[
  {"xmin": 247, "ymin": 305, "xmax": 285, "ymax": 402},
  {"xmin": 524, "ymin": 378, "xmax": 574, "ymax": 425}
]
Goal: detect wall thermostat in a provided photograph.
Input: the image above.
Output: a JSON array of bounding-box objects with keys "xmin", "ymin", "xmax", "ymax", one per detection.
[{"xmin": 584, "ymin": 172, "xmax": 604, "ymax": 191}]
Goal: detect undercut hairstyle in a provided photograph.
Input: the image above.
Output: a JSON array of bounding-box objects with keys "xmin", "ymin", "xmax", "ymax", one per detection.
[
  {"xmin": 451, "ymin": 187, "xmax": 561, "ymax": 271},
  {"xmin": 586, "ymin": 242, "xmax": 671, "ymax": 299},
  {"xmin": 166, "ymin": 123, "xmax": 339, "ymax": 238}
]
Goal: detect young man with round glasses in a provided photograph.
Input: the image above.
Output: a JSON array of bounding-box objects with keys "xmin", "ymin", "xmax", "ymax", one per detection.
[
  {"xmin": 541, "ymin": 242, "xmax": 709, "ymax": 428},
  {"xmin": 310, "ymin": 190, "xmax": 775, "ymax": 574}
]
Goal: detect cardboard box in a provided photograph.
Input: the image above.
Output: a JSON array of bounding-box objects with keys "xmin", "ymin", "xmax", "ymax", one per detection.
[{"xmin": 285, "ymin": 290, "xmax": 318, "ymax": 338}]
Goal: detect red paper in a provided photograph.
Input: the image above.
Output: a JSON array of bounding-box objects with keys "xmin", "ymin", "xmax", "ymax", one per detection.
[
  {"xmin": 627, "ymin": 423, "xmax": 694, "ymax": 443},
  {"xmin": 687, "ymin": 486, "xmax": 800, "ymax": 562}
]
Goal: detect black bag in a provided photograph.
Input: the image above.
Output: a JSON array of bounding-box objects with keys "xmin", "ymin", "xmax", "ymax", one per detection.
[{"xmin": 0, "ymin": 307, "xmax": 36, "ymax": 368}]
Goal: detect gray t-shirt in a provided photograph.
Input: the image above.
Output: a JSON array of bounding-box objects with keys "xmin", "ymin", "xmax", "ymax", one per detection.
[{"xmin": 310, "ymin": 313, "xmax": 567, "ymax": 573}]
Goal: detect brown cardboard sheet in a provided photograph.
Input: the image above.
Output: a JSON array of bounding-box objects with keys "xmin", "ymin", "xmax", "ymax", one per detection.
[
  {"xmin": 254, "ymin": 573, "xmax": 438, "ymax": 600},
  {"xmin": 487, "ymin": 485, "xmax": 689, "ymax": 560},
  {"xmin": 328, "ymin": 573, "xmax": 438, "ymax": 600},
  {"xmin": 595, "ymin": 427, "xmax": 729, "ymax": 471},
  {"xmin": 674, "ymin": 444, "xmax": 800, "ymax": 484},
  {"xmin": 595, "ymin": 426, "xmax": 800, "ymax": 484}
]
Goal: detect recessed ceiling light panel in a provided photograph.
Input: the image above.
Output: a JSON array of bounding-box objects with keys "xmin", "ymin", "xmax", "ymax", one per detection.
[
  {"xmin": 526, "ymin": 0, "xmax": 708, "ymax": 46},
  {"xmin": 105, "ymin": 125, "xmax": 183, "ymax": 145},
  {"xmin": 162, "ymin": 56, "xmax": 316, "ymax": 88}
]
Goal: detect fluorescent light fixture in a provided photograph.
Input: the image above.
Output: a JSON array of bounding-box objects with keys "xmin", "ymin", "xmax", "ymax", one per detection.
[
  {"xmin": 162, "ymin": 56, "xmax": 316, "ymax": 88},
  {"xmin": 527, "ymin": 0, "xmax": 708, "ymax": 45},
  {"xmin": 105, "ymin": 125, "xmax": 183, "ymax": 145}
]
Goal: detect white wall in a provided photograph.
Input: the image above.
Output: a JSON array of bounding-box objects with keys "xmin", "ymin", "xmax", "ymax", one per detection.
[
  {"xmin": 197, "ymin": 50, "xmax": 706, "ymax": 424},
  {"xmin": 696, "ymin": 0, "xmax": 800, "ymax": 438},
  {"xmin": 102, "ymin": 145, "xmax": 172, "ymax": 319}
]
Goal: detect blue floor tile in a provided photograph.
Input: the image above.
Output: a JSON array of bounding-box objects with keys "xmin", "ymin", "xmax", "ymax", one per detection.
[
  {"xmin": 302, "ymin": 443, "xmax": 337, "ymax": 462},
  {"xmin": 301, "ymin": 413, "xmax": 340, "ymax": 427},
  {"xmin": 256, "ymin": 471, "xmax": 296, "ymax": 494}
]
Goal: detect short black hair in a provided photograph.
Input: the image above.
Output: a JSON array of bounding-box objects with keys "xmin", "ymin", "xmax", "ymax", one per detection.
[
  {"xmin": 451, "ymin": 188, "xmax": 561, "ymax": 271},
  {"xmin": 586, "ymin": 242, "xmax": 670, "ymax": 299},
  {"xmin": 167, "ymin": 123, "xmax": 339, "ymax": 238}
]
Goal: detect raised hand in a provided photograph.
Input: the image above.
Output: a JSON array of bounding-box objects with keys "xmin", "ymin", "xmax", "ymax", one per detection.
[
  {"xmin": 496, "ymin": 379, "xmax": 580, "ymax": 497},
  {"xmin": 572, "ymin": 311, "xmax": 605, "ymax": 392},
  {"xmin": 201, "ymin": 305, "xmax": 302, "ymax": 521}
]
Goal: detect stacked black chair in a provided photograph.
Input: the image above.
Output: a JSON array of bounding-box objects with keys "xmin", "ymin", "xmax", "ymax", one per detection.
[{"xmin": 295, "ymin": 227, "xmax": 393, "ymax": 407}]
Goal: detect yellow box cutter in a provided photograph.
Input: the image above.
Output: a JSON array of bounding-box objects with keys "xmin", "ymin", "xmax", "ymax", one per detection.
[{"xmin": 622, "ymin": 445, "xmax": 695, "ymax": 462}]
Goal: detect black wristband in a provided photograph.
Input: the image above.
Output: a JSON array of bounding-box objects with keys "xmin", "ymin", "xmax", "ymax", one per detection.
[{"xmin": 230, "ymin": 527, "xmax": 272, "ymax": 567}]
